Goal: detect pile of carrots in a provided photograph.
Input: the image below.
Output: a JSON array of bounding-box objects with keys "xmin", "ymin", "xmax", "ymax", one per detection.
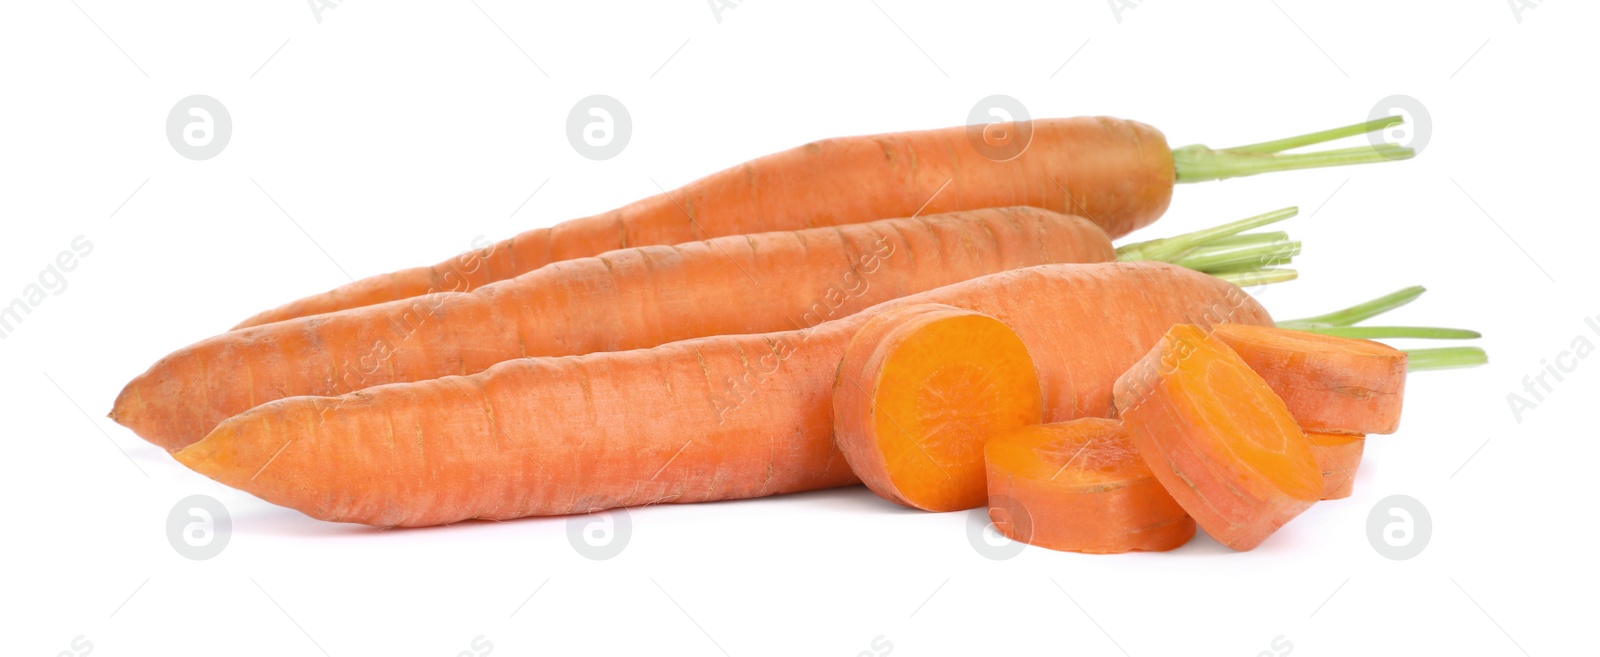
[{"xmin": 113, "ymin": 113, "xmax": 1485, "ymax": 551}]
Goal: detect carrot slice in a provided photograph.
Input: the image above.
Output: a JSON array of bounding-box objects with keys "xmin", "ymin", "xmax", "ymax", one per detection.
[
  {"xmin": 1210, "ymin": 324, "xmax": 1407, "ymax": 435},
  {"xmin": 833, "ymin": 304, "xmax": 1043, "ymax": 512},
  {"xmin": 1308, "ymin": 432, "xmax": 1366, "ymax": 500},
  {"xmin": 1113, "ymin": 324, "xmax": 1322, "ymax": 551},
  {"xmin": 985, "ymin": 418, "xmax": 1195, "ymax": 553}
]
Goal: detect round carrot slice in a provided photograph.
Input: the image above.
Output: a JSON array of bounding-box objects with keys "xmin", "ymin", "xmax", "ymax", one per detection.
[
  {"xmin": 985, "ymin": 418, "xmax": 1195, "ymax": 553},
  {"xmin": 1113, "ymin": 324, "xmax": 1323, "ymax": 551},
  {"xmin": 833, "ymin": 303, "xmax": 1043, "ymax": 512},
  {"xmin": 1307, "ymin": 432, "xmax": 1366, "ymax": 500}
]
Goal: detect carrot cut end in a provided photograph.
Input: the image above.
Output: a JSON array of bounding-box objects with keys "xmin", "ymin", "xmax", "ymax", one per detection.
[
  {"xmin": 1113, "ymin": 324, "xmax": 1321, "ymax": 551},
  {"xmin": 986, "ymin": 419, "xmax": 1195, "ymax": 553},
  {"xmin": 833, "ymin": 304, "xmax": 1043, "ymax": 512}
]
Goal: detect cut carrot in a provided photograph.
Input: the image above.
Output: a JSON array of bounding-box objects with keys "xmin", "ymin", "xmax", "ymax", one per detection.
[
  {"xmin": 1308, "ymin": 432, "xmax": 1366, "ymax": 500},
  {"xmin": 177, "ymin": 262, "xmax": 1274, "ymax": 527},
  {"xmin": 1113, "ymin": 324, "xmax": 1322, "ymax": 551},
  {"xmin": 832, "ymin": 304, "xmax": 1043, "ymax": 512},
  {"xmin": 1211, "ymin": 324, "xmax": 1407, "ymax": 434},
  {"xmin": 985, "ymin": 419, "xmax": 1194, "ymax": 553}
]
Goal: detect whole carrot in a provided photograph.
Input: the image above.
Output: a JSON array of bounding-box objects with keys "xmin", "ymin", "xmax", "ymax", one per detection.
[
  {"xmin": 234, "ymin": 117, "xmax": 1409, "ymax": 328},
  {"xmin": 177, "ymin": 262, "xmax": 1274, "ymax": 527},
  {"xmin": 114, "ymin": 208, "xmax": 1114, "ymax": 451}
]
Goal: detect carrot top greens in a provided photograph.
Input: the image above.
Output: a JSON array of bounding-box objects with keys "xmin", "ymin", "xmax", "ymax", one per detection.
[
  {"xmin": 1276, "ymin": 287, "xmax": 1487, "ymax": 371},
  {"xmin": 1117, "ymin": 210, "xmax": 1487, "ymax": 372},
  {"xmin": 1173, "ymin": 116, "xmax": 1414, "ymax": 183}
]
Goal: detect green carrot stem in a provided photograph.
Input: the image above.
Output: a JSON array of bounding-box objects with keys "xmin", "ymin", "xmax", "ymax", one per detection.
[
  {"xmin": 1298, "ymin": 326, "xmax": 1482, "ymax": 340},
  {"xmin": 1219, "ymin": 116, "xmax": 1405, "ymax": 154},
  {"xmin": 1214, "ymin": 268, "xmax": 1298, "ymax": 286},
  {"xmin": 1190, "ymin": 231, "xmax": 1289, "ymax": 251},
  {"xmin": 1275, "ymin": 286, "xmax": 1427, "ymax": 329},
  {"xmin": 1405, "ymin": 347, "xmax": 1489, "ymax": 371},
  {"xmin": 1116, "ymin": 207, "xmax": 1298, "ymax": 264},
  {"xmin": 1176, "ymin": 240, "xmax": 1301, "ymax": 273},
  {"xmin": 1173, "ymin": 144, "xmax": 1414, "ymax": 183},
  {"xmin": 1173, "ymin": 116, "xmax": 1415, "ymax": 182}
]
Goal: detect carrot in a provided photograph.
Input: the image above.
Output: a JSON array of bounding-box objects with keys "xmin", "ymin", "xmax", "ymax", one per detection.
[
  {"xmin": 114, "ymin": 208, "xmax": 1115, "ymax": 452},
  {"xmin": 831, "ymin": 304, "xmax": 1043, "ymax": 512},
  {"xmin": 1113, "ymin": 324, "xmax": 1322, "ymax": 551},
  {"xmin": 176, "ymin": 262, "xmax": 1274, "ymax": 527},
  {"xmin": 825, "ymin": 211, "xmax": 1312, "ymax": 514},
  {"xmin": 1209, "ymin": 324, "xmax": 1408, "ymax": 435},
  {"xmin": 1307, "ymin": 432, "xmax": 1365, "ymax": 500},
  {"xmin": 234, "ymin": 117, "xmax": 1411, "ymax": 328},
  {"xmin": 985, "ymin": 419, "xmax": 1195, "ymax": 553}
]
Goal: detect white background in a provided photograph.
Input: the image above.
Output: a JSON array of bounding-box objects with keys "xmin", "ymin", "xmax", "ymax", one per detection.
[{"xmin": 2, "ymin": 1, "xmax": 1592, "ymax": 655}]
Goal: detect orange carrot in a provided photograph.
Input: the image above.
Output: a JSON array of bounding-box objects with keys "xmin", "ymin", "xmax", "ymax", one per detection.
[
  {"xmin": 985, "ymin": 419, "xmax": 1195, "ymax": 553},
  {"xmin": 234, "ymin": 117, "xmax": 1410, "ymax": 327},
  {"xmin": 832, "ymin": 304, "xmax": 1043, "ymax": 512},
  {"xmin": 1113, "ymin": 324, "xmax": 1322, "ymax": 551},
  {"xmin": 1308, "ymin": 432, "xmax": 1366, "ymax": 500},
  {"xmin": 177, "ymin": 262, "xmax": 1273, "ymax": 527},
  {"xmin": 114, "ymin": 208, "xmax": 1114, "ymax": 452},
  {"xmin": 1210, "ymin": 324, "xmax": 1407, "ymax": 434}
]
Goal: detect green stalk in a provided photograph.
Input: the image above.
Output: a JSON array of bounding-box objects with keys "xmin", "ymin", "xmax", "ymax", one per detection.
[
  {"xmin": 1298, "ymin": 326, "xmax": 1482, "ymax": 340},
  {"xmin": 1174, "ymin": 144, "xmax": 1414, "ymax": 183},
  {"xmin": 1405, "ymin": 347, "xmax": 1489, "ymax": 371},
  {"xmin": 1275, "ymin": 286, "xmax": 1426, "ymax": 329},
  {"xmin": 1214, "ymin": 268, "xmax": 1298, "ymax": 286},
  {"xmin": 1116, "ymin": 207, "xmax": 1298, "ymax": 264},
  {"xmin": 1172, "ymin": 116, "xmax": 1415, "ymax": 183},
  {"xmin": 1190, "ymin": 231, "xmax": 1289, "ymax": 251},
  {"xmin": 1220, "ymin": 116, "xmax": 1405, "ymax": 154},
  {"xmin": 1176, "ymin": 240, "xmax": 1301, "ymax": 273}
]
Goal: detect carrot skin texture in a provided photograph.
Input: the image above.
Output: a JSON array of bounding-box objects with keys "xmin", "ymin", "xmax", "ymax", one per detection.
[
  {"xmin": 1113, "ymin": 325, "xmax": 1323, "ymax": 551},
  {"xmin": 234, "ymin": 118, "xmax": 1174, "ymax": 327},
  {"xmin": 179, "ymin": 263, "xmax": 1271, "ymax": 527},
  {"xmin": 986, "ymin": 419, "xmax": 1195, "ymax": 554},
  {"xmin": 1211, "ymin": 324, "xmax": 1408, "ymax": 435},
  {"xmin": 832, "ymin": 304, "xmax": 1044, "ymax": 512},
  {"xmin": 1308, "ymin": 432, "xmax": 1366, "ymax": 500},
  {"xmin": 116, "ymin": 209, "xmax": 1114, "ymax": 451}
]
